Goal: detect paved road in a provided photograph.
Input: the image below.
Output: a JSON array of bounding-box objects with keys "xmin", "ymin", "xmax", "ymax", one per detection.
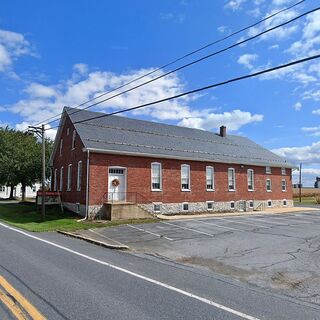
[
  {"xmin": 1, "ymin": 222, "xmax": 320, "ymax": 319},
  {"xmin": 94, "ymin": 210, "xmax": 320, "ymax": 306}
]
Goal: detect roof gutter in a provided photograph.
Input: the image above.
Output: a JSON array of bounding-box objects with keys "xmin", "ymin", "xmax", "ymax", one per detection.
[{"xmin": 82, "ymin": 147, "xmax": 295, "ymax": 169}]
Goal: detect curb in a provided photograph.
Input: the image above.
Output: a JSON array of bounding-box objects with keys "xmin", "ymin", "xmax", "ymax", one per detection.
[
  {"xmin": 57, "ymin": 231, "xmax": 129, "ymax": 250},
  {"xmin": 156, "ymin": 207, "xmax": 320, "ymax": 220}
]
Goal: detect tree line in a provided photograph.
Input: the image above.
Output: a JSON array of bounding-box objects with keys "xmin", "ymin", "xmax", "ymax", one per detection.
[{"xmin": 0, "ymin": 127, "xmax": 53, "ymax": 201}]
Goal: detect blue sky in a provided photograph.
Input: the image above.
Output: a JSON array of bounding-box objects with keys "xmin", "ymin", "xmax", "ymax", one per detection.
[{"xmin": 0, "ymin": 0, "xmax": 319, "ymax": 185}]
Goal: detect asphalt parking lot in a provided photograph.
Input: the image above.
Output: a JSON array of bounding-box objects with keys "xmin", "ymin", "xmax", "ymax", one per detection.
[{"xmin": 93, "ymin": 210, "xmax": 320, "ymax": 306}]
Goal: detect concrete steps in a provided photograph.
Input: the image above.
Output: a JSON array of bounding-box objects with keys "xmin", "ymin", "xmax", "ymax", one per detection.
[{"xmin": 104, "ymin": 202, "xmax": 154, "ymax": 220}]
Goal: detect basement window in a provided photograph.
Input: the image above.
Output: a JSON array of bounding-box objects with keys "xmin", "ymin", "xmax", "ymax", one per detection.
[
  {"xmin": 182, "ymin": 202, "xmax": 189, "ymax": 211},
  {"xmin": 249, "ymin": 200, "xmax": 254, "ymax": 209},
  {"xmin": 207, "ymin": 201, "xmax": 214, "ymax": 211},
  {"xmin": 267, "ymin": 200, "xmax": 272, "ymax": 208},
  {"xmin": 153, "ymin": 203, "xmax": 162, "ymax": 213},
  {"xmin": 230, "ymin": 201, "xmax": 235, "ymax": 209},
  {"xmin": 283, "ymin": 199, "xmax": 287, "ymax": 206}
]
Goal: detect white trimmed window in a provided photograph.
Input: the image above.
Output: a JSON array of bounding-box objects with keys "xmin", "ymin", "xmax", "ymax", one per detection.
[
  {"xmin": 267, "ymin": 200, "xmax": 272, "ymax": 207},
  {"xmin": 266, "ymin": 166, "xmax": 272, "ymax": 174},
  {"xmin": 182, "ymin": 202, "xmax": 189, "ymax": 211},
  {"xmin": 67, "ymin": 164, "xmax": 72, "ymax": 191},
  {"xmin": 0, "ymin": 186, "xmax": 5, "ymax": 192},
  {"xmin": 266, "ymin": 179, "xmax": 272, "ymax": 192},
  {"xmin": 249, "ymin": 200, "xmax": 254, "ymax": 209},
  {"xmin": 230, "ymin": 201, "xmax": 235, "ymax": 209},
  {"xmin": 181, "ymin": 164, "xmax": 190, "ymax": 191},
  {"xmin": 281, "ymin": 167, "xmax": 286, "ymax": 175},
  {"xmin": 153, "ymin": 203, "xmax": 162, "ymax": 213},
  {"xmin": 282, "ymin": 179, "xmax": 287, "ymax": 192},
  {"xmin": 60, "ymin": 167, "xmax": 64, "ymax": 191},
  {"xmin": 228, "ymin": 168, "xmax": 235, "ymax": 191},
  {"xmin": 77, "ymin": 161, "xmax": 82, "ymax": 191},
  {"xmin": 247, "ymin": 169, "xmax": 254, "ymax": 191},
  {"xmin": 206, "ymin": 166, "xmax": 214, "ymax": 191},
  {"xmin": 207, "ymin": 201, "xmax": 214, "ymax": 211},
  {"xmin": 283, "ymin": 199, "xmax": 287, "ymax": 206},
  {"xmin": 72, "ymin": 130, "xmax": 76, "ymax": 149},
  {"xmin": 59, "ymin": 139, "xmax": 63, "ymax": 156},
  {"xmin": 54, "ymin": 169, "xmax": 57, "ymax": 191},
  {"xmin": 151, "ymin": 162, "xmax": 162, "ymax": 191}
]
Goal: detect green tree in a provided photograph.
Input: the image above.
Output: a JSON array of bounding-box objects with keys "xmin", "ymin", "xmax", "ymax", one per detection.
[{"xmin": 0, "ymin": 127, "xmax": 53, "ymax": 200}]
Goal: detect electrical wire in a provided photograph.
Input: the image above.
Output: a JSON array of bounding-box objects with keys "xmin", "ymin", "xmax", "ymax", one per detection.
[
  {"xmin": 31, "ymin": 0, "xmax": 305, "ymax": 128},
  {"xmin": 47, "ymin": 53, "xmax": 320, "ymax": 130}
]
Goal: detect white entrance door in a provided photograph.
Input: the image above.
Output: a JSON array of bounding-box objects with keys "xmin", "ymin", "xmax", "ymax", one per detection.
[{"xmin": 108, "ymin": 168, "xmax": 126, "ymax": 202}]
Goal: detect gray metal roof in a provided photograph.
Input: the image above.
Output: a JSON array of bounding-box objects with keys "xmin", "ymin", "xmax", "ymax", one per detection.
[{"xmin": 65, "ymin": 107, "xmax": 293, "ymax": 168}]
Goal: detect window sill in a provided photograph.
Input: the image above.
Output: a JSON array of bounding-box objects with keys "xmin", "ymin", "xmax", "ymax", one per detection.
[
  {"xmin": 248, "ymin": 189, "xmax": 254, "ymax": 192},
  {"xmin": 181, "ymin": 189, "xmax": 191, "ymax": 192},
  {"xmin": 267, "ymin": 190, "xmax": 272, "ymax": 192},
  {"xmin": 282, "ymin": 190, "xmax": 287, "ymax": 192},
  {"xmin": 228, "ymin": 189, "xmax": 236, "ymax": 192},
  {"xmin": 206, "ymin": 189, "xmax": 215, "ymax": 192},
  {"xmin": 151, "ymin": 189, "xmax": 162, "ymax": 192}
]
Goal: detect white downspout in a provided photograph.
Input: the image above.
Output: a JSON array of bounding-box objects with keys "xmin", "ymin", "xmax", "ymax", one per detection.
[{"xmin": 78, "ymin": 149, "xmax": 90, "ymax": 221}]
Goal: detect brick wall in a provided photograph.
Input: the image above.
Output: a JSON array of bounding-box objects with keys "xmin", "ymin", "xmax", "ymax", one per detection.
[
  {"xmin": 51, "ymin": 115, "xmax": 293, "ymax": 209},
  {"xmin": 89, "ymin": 153, "xmax": 292, "ymax": 205},
  {"xmin": 51, "ymin": 116, "xmax": 87, "ymax": 205}
]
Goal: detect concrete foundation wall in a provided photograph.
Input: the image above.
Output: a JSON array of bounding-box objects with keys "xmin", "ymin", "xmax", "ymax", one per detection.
[{"xmin": 139, "ymin": 199, "xmax": 293, "ymax": 215}]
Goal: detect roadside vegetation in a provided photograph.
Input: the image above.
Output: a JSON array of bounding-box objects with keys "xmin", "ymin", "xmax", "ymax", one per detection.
[{"xmin": 0, "ymin": 202, "xmax": 157, "ymax": 232}]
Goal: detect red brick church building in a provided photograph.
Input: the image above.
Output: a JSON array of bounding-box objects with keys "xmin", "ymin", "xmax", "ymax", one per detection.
[{"xmin": 50, "ymin": 107, "xmax": 293, "ymax": 219}]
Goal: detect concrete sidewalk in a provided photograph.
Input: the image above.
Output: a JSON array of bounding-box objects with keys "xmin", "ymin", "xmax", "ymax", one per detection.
[
  {"xmin": 58, "ymin": 229, "xmax": 129, "ymax": 250},
  {"xmin": 156, "ymin": 206, "xmax": 320, "ymax": 220}
]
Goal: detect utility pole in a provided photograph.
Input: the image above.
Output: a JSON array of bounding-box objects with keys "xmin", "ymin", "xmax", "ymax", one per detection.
[
  {"xmin": 299, "ymin": 162, "xmax": 302, "ymax": 203},
  {"xmin": 28, "ymin": 125, "xmax": 46, "ymax": 221},
  {"xmin": 41, "ymin": 124, "xmax": 46, "ymax": 221}
]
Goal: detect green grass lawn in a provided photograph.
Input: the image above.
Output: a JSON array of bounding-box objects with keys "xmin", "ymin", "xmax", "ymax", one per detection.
[
  {"xmin": 0, "ymin": 202, "xmax": 157, "ymax": 232},
  {"xmin": 294, "ymin": 197, "xmax": 319, "ymax": 205}
]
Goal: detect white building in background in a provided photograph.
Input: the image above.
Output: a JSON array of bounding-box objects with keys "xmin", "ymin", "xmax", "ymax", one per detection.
[{"xmin": 0, "ymin": 183, "xmax": 40, "ymax": 199}]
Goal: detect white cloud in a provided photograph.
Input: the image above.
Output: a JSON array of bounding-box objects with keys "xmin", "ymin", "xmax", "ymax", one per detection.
[
  {"xmin": 303, "ymin": 11, "xmax": 320, "ymax": 39},
  {"xmin": 247, "ymin": 8, "xmax": 299, "ymax": 41},
  {"xmin": 0, "ymin": 29, "xmax": 35, "ymax": 73},
  {"xmin": 225, "ymin": 0, "xmax": 246, "ymax": 11},
  {"xmin": 178, "ymin": 109, "xmax": 263, "ymax": 131},
  {"xmin": 237, "ymin": 53, "xmax": 258, "ymax": 69},
  {"xmin": 73, "ymin": 63, "xmax": 88, "ymax": 75},
  {"xmin": 2, "ymin": 65, "xmax": 265, "ymax": 140},
  {"xmin": 293, "ymin": 101, "xmax": 302, "ymax": 111},
  {"xmin": 302, "ymin": 126, "xmax": 320, "ymax": 132},
  {"xmin": 312, "ymin": 109, "xmax": 320, "ymax": 115},
  {"xmin": 272, "ymin": 141, "xmax": 320, "ymax": 164},
  {"xmin": 268, "ymin": 44, "xmax": 279, "ymax": 50},
  {"xmin": 272, "ymin": 0, "xmax": 292, "ymax": 6},
  {"xmin": 24, "ymin": 83, "xmax": 57, "ymax": 98},
  {"xmin": 301, "ymin": 126, "xmax": 320, "ymax": 137}
]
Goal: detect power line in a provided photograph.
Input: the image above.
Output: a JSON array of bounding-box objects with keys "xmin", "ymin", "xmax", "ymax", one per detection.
[
  {"xmin": 47, "ymin": 53, "xmax": 320, "ymax": 130},
  {"xmin": 45, "ymin": 4, "xmax": 319, "ymax": 127},
  {"xmin": 33, "ymin": 0, "xmax": 305, "ymax": 127}
]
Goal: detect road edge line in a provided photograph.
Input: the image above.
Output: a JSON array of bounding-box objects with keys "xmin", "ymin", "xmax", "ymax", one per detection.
[{"xmin": 57, "ymin": 231, "xmax": 129, "ymax": 250}]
